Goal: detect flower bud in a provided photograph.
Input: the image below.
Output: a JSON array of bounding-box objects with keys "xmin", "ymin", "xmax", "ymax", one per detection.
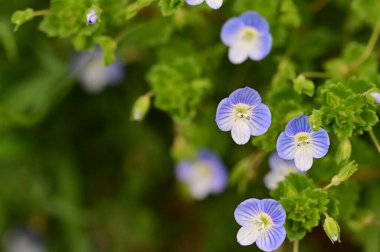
[
  {"xmin": 86, "ymin": 9, "xmax": 98, "ymax": 24},
  {"xmin": 323, "ymin": 216, "xmax": 341, "ymax": 243},
  {"xmin": 131, "ymin": 94, "xmax": 151, "ymax": 122},
  {"xmin": 335, "ymin": 139, "xmax": 351, "ymax": 164},
  {"xmin": 331, "ymin": 161, "xmax": 358, "ymax": 187}
]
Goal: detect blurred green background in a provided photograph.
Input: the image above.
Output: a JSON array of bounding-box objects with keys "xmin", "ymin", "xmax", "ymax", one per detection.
[{"xmin": 1, "ymin": 0, "xmax": 380, "ymax": 251}]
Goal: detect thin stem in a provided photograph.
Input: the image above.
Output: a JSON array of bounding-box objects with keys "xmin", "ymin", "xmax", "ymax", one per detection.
[
  {"xmin": 293, "ymin": 240, "xmax": 299, "ymax": 252},
  {"xmin": 301, "ymin": 71, "xmax": 331, "ymax": 79},
  {"xmin": 323, "ymin": 183, "xmax": 332, "ymax": 190},
  {"xmin": 33, "ymin": 9, "xmax": 51, "ymax": 17},
  {"xmin": 344, "ymin": 17, "xmax": 380, "ymax": 76},
  {"xmin": 369, "ymin": 128, "xmax": 380, "ymax": 154}
]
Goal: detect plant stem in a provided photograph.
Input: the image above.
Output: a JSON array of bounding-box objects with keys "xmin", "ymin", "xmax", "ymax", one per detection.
[
  {"xmin": 293, "ymin": 240, "xmax": 299, "ymax": 252},
  {"xmin": 344, "ymin": 17, "xmax": 380, "ymax": 76},
  {"xmin": 33, "ymin": 9, "xmax": 51, "ymax": 17},
  {"xmin": 301, "ymin": 71, "xmax": 331, "ymax": 79},
  {"xmin": 369, "ymin": 128, "xmax": 380, "ymax": 154}
]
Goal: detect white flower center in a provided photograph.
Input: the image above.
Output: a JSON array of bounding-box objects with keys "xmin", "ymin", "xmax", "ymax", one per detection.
[
  {"xmin": 253, "ymin": 212, "xmax": 273, "ymax": 232},
  {"xmin": 234, "ymin": 103, "xmax": 252, "ymax": 122},
  {"xmin": 295, "ymin": 132, "xmax": 312, "ymax": 147},
  {"xmin": 239, "ymin": 27, "xmax": 259, "ymax": 43}
]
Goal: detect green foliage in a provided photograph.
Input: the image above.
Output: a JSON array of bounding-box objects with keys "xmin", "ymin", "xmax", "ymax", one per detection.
[
  {"xmin": 271, "ymin": 174, "xmax": 329, "ymax": 241},
  {"xmin": 314, "ymin": 78, "xmax": 378, "ymax": 140},
  {"xmin": 11, "ymin": 8, "xmax": 35, "ymax": 31},
  {"xmin": 351, "ymin": 0, "xmax": 380, "ymax": 25},
  {"xmin": 159, "ymin": 0, "xmax": 184, "ymax": 16},
  {"xmin": 147, "ymin": 57, "xmax": 211, "ymax": 123},
  {"xmin": 293, "ymin": 75, "xmax": 315, "ymax": 97}
]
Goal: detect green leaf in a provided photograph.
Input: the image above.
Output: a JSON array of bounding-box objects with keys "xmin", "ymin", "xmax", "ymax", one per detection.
[
  {"xmin": 11, "ymin": 8, "xmax": 35, "ymax": 31},
  {"xmin": 159, "ymin": 0, "xmax": 184, "ymax": 16},
  {"xmin": 293, "ymin": 75, "xmax": 315, "ymax": 97},
  {"xmin": 96, "ymin": 36, "xmax": 117, "ymax": 66}
]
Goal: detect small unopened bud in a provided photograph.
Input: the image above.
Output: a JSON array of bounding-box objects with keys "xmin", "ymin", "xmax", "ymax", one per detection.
[
  {"xmin": 335, "ymin": 139, "xmax": 352, "ymax": 164},
  {"xmin": 131, "ymin": 94, "xmax": 151, "ymax": 122},
  {"xmin": 86, "ymin": 9, "xmax": 98, "ymax": 24},
  {"xmin": 323, "ymin": 216, "xmax": 341, "ymax": 243},
  {"xmin": 331, "ymin": 161, "xmax": 358, "ymax": 187}
]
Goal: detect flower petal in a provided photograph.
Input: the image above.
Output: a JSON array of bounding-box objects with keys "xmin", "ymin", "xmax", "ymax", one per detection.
[
  {"xmin": 237, "ymin": 225, "xmax": 260, "ymax": 246},
  {"xmin": 248, "ymin": 33, "xmax": 272, "ymax": 61},
  {"xmin": 256, "ymin": 226, "xmax": 286, "ymax": 252},
  {"xmin": 228, "ymin": 87, "xmax": 261, "ymax": 106},
  {"xmin": 216, "ymin": 98, "xmax": 235, "ymax": 131},
  {"xmin": 263, "ymin": 170, "xmax": 282, "ymax": 190},
  {"xmin": 276, "ymin": 132, "xmax": 296, "ymax": 160},
  {"xmin": 175, "ymin": 161, "xmax": 192, "ymax": 181},
  {"xmin": 311, "ymin": 128, "xmax": 330, "ymax": 158},
  {"xmin": 248, "ymin": 103, "xmax": 271, "ymax": 136},
  {"xmin": 269, "ymin": 152, "xmax": 296, "ymax": 172},
  {"xmin": 294, "ymin": 147, "xmax": 313, "ymax": 172},
  {"xmin": 234, "ymin": 198, "xmax": 261, "ymax": 226},
  {"xmin": 185, "ymin": 0, "xmax": 204, "ymax": 5},
  {"xmin": 221, "ymin": 18, "xmax": 244, "ymax": 46},
  {"xmin": 228, "ymin": 42, "xmax": 250, "ymax": 64},
  {"xmin": 240, "ymin": 11, "xmax": 270, "ymax": 33},
  {"xmin": 259, "ymin": 199, "xmax": 286, "ymax": 226},
  {"xmin": 205, "ymin": 0, "xmax": 223, "ymax": 9},
  {"xmin": 285, "ymin": 115, "xmax": 312, "ymax": 137},
  {"xmin": 231, "ymin": 120, "xmax": 251, "ymax": 145},
  {"xmin": 370, "ymin": 92, "xmax": 380, "ymax": 104}
]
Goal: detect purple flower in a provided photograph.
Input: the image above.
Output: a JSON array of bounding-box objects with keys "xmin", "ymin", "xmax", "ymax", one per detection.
[
  {"xmin": 221, "ymin": 11, "xmax": 272, "ymax": 64},
  {"xmin": 264, "ymin": 152, "xmax": 297, "ymax": 190},
  {"xmin": 74, "ymin": 49, "xmax": 125, "ymax": 94},
  {"xmin": 3, "ymin": 226, "xmax": 46, "ymax": 252},
  {"xmin": 276, "ymin": 115, "xmax": 330, "ymax": 172},
  {"xmin": 370, "ymin": 92, "xmax": 380, "ymax": 103},
  {"xmin": 175, "ymin": 149, "xmax": 227, "ymax": 200},
  {"xmin": 234, "ymin": 198, "xmax": 286, "ymax": 251},
  {"xmin": 215, "ymin": 87, "xmax": 271, "ymax": 145},
  {"xmin": 185, "ymin": 0, "xmax": 223, "ymax": 9},
  {"xmin": 86, "ymin": 9, "xmax": 98, "ymax": 24}
]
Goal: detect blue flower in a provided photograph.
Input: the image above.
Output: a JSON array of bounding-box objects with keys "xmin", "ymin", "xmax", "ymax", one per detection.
[
  {"xmin": 73, "ymin": 49, "xmax": 125, "ymax": 94},
  {"xmin": 264, "ymin": 152, "xmax": 297, "ymax": 190},
  {"xmin": 86, "ymin": 9, "xmax": 98, "ymax": 25},
  {"xmin": 221, "ymin": 11, "xmax": 272, "ymax": 64},
  {"xmin": 234, "ymin": 198, "xmax": 286, "ymax": 251},
  {"xmin": 175, "ymin": 149, "xmax": 227, "ymax": 200},
  {"xmin": 276, "ymin": 115, "xmax": 330, "ymax": 172},
  {"xmin": 215, "ymin": 87, "xmax": 271, "ymax": 145},
  {"xmin": 185, "ymin": 0, "xmax": 223, "ymax": 9},
  {"xmin": 370, "ymin": 92, "xmax": 380, "ymax": 103}
]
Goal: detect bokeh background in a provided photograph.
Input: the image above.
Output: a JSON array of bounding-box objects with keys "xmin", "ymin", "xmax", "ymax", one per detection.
[{"xmin": 1, "ymin": 0, "xmax": 380, "ymax": 251}]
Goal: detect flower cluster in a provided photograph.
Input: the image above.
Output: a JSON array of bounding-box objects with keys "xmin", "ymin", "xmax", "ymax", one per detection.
[{"xmin": 175, "ymin": 149, "xmax": 227, "ymax": 200}]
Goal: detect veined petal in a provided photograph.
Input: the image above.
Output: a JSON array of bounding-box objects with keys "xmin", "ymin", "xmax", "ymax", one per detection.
[
  {"xmin": 294, "ymin": 147, "xmax": 313, "ymax": 172},
  {"xmin": 237, "ymin": 225, "xmax": 260, "ymax": 246},
  {"xmin": 248, "ymin": 103, "xmax": 271, "ymax": 136},
  {"xmin": 216, "ymin": 98, "xmax": 235, "ymax": 131},
  {"xmin": 240, "ymin": 11, "xmax": 270, "ymax": 33},
  {"xmin": 205, "ymin": 0, "xmax": 223, "ymax": 9},
  {"xmin": 221, "ymin": 18, "xmax": 244, "ymax": 46},
  {"xmin": 285, "ymin": 115, "xmax": 312, "ymax": 137},
  {"xmin": 276, "ymin": 133, "xmax": 296, "ymax": 160},
  {"xmin": 259, "ymin": 199, "xmax": 286, "ymax": 226},
  {"xmin": 256, "ymin": 226, "xmax": 286, "ymax": 252},
  {"xmin": 185, "ymin": 0, "xmax": 204, "ymax": 5},
  {"xmin": 311, "ymin": 128, "xmax": 330, "ymax": 158},
  {"xmin": 228, "ymin": 42, "xmax": 250, "ymax": 64},
  {"xmin": 231, "ymin": 120, "xmax": 251, "ymax": 145},
  {"xmin": 234, "ymin": 198, "xmax": 261, "ymax": 226},
  {"xmin": 228, "ymin": 87, "xmax": 261, "ymax": 106},
  {"xmin": 248, "ymin": 33, "xmax": 272, "ymax": 61}
]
